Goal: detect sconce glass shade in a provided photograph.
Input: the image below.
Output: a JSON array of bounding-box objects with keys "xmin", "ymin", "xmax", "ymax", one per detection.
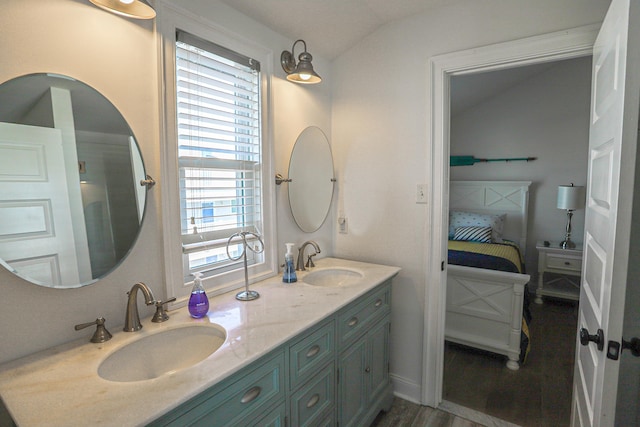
[
  {"xmin": 557, "ymin": 184, "xmax": 585, "ymax": 210},
  {"xmin": 281, "ymin": 40, "xmax": 322, "ymax": 84},
  {"xmin": 89, "ymin": 0, "xmax": 156, "ymax": 19}
]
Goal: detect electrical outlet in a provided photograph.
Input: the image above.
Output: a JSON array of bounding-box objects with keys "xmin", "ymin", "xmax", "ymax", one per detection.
[
  {"xmin": 416, "ymin": 184, "xmax": 427, "ymax": 204},
  {"xmin": 338, "ymin": 217, "xmax": 348, "ymax": 234}
]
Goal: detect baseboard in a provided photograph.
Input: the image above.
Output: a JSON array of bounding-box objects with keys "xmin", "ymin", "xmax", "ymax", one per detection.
[{"xmin": 390, "ymin": 373, "xmax": 421, "ymax": 404}]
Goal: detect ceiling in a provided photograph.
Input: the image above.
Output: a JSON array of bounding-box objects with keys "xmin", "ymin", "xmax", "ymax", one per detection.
[
  {"xmin": 218, "ymin": 0, "xmax": 465, "ymax": 60},
  {"xmin": 450, "ymin": 62, "xmax": 557, "ymax": 115},
  {"xmin": 217, "ymin": 0, "xmax": 572, "ymax": 113}
]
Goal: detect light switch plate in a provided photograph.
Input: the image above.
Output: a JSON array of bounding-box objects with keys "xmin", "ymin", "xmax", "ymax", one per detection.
[
  {"xmin": 338, "ymin": 217, "xmax": 348, "ymax": 234},
  {"xmin": 416, "ymin": 184, "xmax": 427, "ymax": 204}
]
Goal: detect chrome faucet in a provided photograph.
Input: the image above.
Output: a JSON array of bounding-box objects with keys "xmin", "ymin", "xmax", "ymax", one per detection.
[
  {"xmin": 296, "ymin": 241, "xmax": 321, "ymax": 271},
  {"xmin": 124, "ymin": 282, "xmax": 156, "ymax": 332}
]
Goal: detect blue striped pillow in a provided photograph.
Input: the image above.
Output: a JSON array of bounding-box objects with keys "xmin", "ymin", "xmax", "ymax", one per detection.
[{"xmin": 453, "ymin": 226, "xmax": 492, "ymax": 243}]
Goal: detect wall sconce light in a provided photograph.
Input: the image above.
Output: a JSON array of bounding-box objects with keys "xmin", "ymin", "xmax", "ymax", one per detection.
[
  {"xmin": 281, "ymin": 39, "xmax": 322, "ymax": 84},
  {"xmin": 557, "ymin": 183, "xmax": 586, "ymax": 249},
  {"xmin": 89, "ymin": 0, "xmax": 156, "ymax": 20}
]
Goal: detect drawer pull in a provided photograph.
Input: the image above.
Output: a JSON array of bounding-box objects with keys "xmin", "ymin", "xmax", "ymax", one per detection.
[
  {"xmin": 306, "ymin": 344, "xmax": 321, "ymax": 358},
  {"xmin": 306, "ymin": 393, "xmax": 320, "ymax": 408},
  {"xmin": 565, "ymin": 262, "xmax": 571, "ymax": 265},
  {"xmin": 348, "ymin": 317, "xmax": 359, "ymax": 327},
  {"xmin": 240, "ymin": 386, "xmax": 262, "ymax": 404},
  {"xmin": 365, "ymin": 366, "xmax": 371, "ymax": 373},
  {"xmin": 374, "ymin": 299, "xmax": 383, "ymax": 308}
]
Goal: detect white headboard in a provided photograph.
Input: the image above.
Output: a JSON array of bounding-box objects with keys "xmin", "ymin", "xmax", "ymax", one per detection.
[{"xmin": 449, "ymin": 180, "xmax": 532, "ymax": 256}]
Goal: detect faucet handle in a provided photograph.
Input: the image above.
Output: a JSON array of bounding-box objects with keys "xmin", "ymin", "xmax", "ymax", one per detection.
[
  {"xmin": 306, "ymin": 253, "xmax": 317, "ymax": 268},
  {"xmin": 152, "ymin": 297, "xmax": 176, "ymax": 323},
  {"xmin": 75, "ymin": 317, "xmax": 112, "ymax": 343}
]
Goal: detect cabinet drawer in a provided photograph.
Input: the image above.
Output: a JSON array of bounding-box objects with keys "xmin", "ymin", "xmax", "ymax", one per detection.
[
  {"xmin": 546, "ymin": 254, "xmax": 582, "ymax": 272},
  {"xmin": 247, "ymin": 402, "xmax": 286, "ymax": 427},
  {"xmin": 338, "ymin": 283, "xmax": 390, "ymax": 347},
  {"xmin": 290, "ymin": 362, "xmax": 335, "ymax": 427},
  {"xmin": 151, "ymin": 351, "xmax": 285, "ymax": 427},
  {"xmin": 290, "ymin": 319, "xmax": 335, "ymax": 389}
]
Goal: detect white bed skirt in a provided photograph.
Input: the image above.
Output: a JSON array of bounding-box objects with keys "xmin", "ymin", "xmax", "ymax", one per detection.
[{"xmin": 445, "ymin": 264, "xmax": 530, "ymax": 370}]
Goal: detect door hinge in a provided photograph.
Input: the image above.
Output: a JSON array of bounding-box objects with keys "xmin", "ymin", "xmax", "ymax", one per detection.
[
  {"xmin": 337, "ymin": 367, "xmax": 340, "ymax": 384},
  {"xmin": 441, "ymin": 261, "xmax": 445, "ymax": 271}
]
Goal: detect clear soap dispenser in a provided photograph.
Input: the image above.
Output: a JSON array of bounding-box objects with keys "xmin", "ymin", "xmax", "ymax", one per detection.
[
  {"xmin": 189, "ymin": 272, "xmax": 209, "ymax": 318},
  {"xmin": 283, "ymin": 243, "xmax": 297, "ymax": 283}
]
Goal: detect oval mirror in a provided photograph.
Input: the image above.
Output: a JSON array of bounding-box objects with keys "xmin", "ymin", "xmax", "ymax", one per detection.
[
  {"xmin": 0, "ymin": 73, "xmax": 147, "ymax": 288},
  {"xmin": 288, "ymin": 126, "xmax": 334, "ymax": 232}
]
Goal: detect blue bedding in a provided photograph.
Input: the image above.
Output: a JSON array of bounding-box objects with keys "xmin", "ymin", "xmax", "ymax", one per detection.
[{"xmin": 447, "ymin": 248, "xmax": 521, "ymax": 273}]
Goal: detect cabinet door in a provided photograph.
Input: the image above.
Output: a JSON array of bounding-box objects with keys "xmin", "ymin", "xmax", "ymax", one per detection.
[
  {"xmin": 338, "ymin": 338, "xmax": 367, "ymax": 427},
  {"xmin": 367, "ymin": 319, "xmax": 390, "ymax": 401}
]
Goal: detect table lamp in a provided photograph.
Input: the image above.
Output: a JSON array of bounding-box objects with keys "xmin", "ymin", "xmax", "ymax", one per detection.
[{"xmin": 557, "ymin": 183, "xmax": 586, "ymax": 249}]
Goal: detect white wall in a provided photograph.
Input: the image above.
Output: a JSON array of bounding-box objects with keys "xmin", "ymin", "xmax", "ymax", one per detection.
[
  {"xmin": 450, "ymin": 56, "xmax": 592, "ymax": 278},
  {"xmin": 0, "ymin": 0, "xmax": 332, "ymax": 364},
  {"xmin": 331, "ymin": 0, "xmax": 609, "ymax": 402},
  {"xmin": 0, "ymin": 0, "xmax": 610, "ymax": 407},
  {"xmin": 0, "ymin": 0, "xmax": 162, "ymax": 364}
]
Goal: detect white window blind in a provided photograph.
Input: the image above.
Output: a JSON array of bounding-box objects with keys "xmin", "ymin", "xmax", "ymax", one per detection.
[{"xmin": 176, "ymin": 31, "xmax": 263, "ymax": 278}]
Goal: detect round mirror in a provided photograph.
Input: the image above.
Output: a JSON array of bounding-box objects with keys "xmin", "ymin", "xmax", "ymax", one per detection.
[
  {"xmin": 0, "ymin": 73, "xmax": 147, "ymax": 288},
  {"xmin": 288, "ymin": 126, "xmax": 334, "ymax": 232}
]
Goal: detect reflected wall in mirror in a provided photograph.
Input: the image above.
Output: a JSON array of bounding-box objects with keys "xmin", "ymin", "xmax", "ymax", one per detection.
[
  {"xmin": 288, "ymin": 126, "xmax": 334, "ymax": 232},
  {"xmin": 0, "ymin": 73, "xmax": 147, "ymax": 288}
]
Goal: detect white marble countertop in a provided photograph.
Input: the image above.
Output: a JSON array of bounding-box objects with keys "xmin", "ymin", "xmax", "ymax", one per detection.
[{"xmin": 0, "ymin": 257, "xmax": 399, "ymax": 426}]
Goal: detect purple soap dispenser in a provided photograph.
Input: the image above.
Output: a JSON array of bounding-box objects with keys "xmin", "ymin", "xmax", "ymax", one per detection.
[{"xmin": 188, "ymin": 272, "xmax": 209, "ymax": 318}]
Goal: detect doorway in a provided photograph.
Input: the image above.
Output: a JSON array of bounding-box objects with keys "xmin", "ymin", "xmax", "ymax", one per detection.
[
  {"xmin": 421, "ymin": 24, "xmax": 600, "ymax": 412},
  {"xmin": 441, "ymin": 57, "xmax": 591, "ymax": 425}
]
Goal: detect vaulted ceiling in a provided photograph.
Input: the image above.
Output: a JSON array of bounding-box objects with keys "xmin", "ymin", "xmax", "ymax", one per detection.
[
  {"xmin": 218, "ymin": 0, "xmax": 465, "ymax": 60},
  {"xmin": 218, "ymin": 1, "xmax": 578, "ymax": 113}
]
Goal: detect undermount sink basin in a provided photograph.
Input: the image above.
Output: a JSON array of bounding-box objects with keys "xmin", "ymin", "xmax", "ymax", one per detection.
[
  {"xmin": 302, "ymin": 268, "xmax": 364, "ymax": 287},
  {"xmin": 98, "ymin": 324, "xmax": 226, "ymax": 382}
]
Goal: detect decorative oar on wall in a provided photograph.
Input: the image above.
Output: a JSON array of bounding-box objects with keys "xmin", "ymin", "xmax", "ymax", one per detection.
[{"xmin": 450, "ymin": 155, "xmax": 537, "ymax": 166}]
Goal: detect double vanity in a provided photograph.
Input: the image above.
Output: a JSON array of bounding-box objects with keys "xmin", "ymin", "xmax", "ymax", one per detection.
[
  {"xmin": 0, "ymin": 257, "xmax": 399, "ymax": 426},
  {"xmin": 0, "ymin": 73, "xmax": 396, "ymax": 426}
]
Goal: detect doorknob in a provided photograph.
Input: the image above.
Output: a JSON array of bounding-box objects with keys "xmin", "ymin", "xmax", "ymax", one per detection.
[{"xmin": 580, "ymin": 327, "xmax": 604, "ymax": 351}]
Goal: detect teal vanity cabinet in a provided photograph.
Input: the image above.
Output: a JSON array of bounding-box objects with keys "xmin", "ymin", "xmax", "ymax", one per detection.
[
  {"xmin": 337, "ymin": 282, "xmax": 392, "ymax": 427},
  {"xmin": 149, "ymin": 280, "xmax": 392, "ymax": 427},
  {"xmin": 289, "ymin": 319, "xmax": 336, "ymax": 426},
  {"xmin": 148, "ymin": 350, "xmax": 287, "ymax": 426}
]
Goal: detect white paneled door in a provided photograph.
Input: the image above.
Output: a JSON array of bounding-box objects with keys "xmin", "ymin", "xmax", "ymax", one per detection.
[
  {"xmin": 572, "ymin": 0, "xmax": 640, "ymax": 425},
  {"xmin": 0, "ymin": 122, "xmax": 81, "ymax": 286}
]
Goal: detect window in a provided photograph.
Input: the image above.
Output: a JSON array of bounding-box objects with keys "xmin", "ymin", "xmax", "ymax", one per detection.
[{"xmin": 175, "ymin": 30, "xmax": 266, "ymax": 282}]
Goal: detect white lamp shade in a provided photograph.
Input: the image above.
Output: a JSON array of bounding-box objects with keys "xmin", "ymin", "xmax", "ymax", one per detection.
[{"xmin": 557, "ymin": 185, "xmax": 586, "ymax": 210}]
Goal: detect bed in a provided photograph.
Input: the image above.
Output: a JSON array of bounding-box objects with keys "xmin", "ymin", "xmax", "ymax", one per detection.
[{"xmin": 445, "ymin": 181, "xmax": 532, "ymax": 370}]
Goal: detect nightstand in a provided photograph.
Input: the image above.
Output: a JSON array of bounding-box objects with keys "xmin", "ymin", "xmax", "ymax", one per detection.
[{"xmin": 535, "ymin": 241, "xmax": 583, "ymax": 304}]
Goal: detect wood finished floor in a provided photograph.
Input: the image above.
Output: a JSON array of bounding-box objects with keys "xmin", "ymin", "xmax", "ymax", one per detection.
[
  {"xmin": 371, "ymin": 297, "xmax": 577, "ymax": 427},
  {"xmin": 371, "ymin": 397, "xmax": 486, "ymax": 427},
  {"xmin": 442, "ymin": 297, "xmax": 578, "ymax": 427}
]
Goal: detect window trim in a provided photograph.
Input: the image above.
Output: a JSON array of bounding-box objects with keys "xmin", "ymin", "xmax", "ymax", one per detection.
[{"xmin": 157, "ymin": 1, "xmax": 277, "ymax": 303}]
